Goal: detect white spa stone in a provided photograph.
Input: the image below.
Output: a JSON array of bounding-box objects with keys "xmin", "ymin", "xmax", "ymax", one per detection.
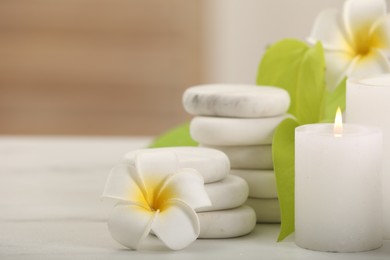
[
  {"xmin": 230, "ymin": 169, "xmax": 277, "ymax": 199},
  {"xmin": 123, "ymin": 147, "xmax": 230, "ymax": 183},
  {"xmin": 201, "ymin": 144, "xmax": 273, "ymax": 169},
  {"xmin": 245, "ymin": 198, "xmax": 280, "ymax": 223},
  {"xmin": 197, "ymin": 205, "xmax": 256, "ymax": 238},
  {"xmin": 197, "ymin": 175, "xmax": 249, "ymax": 212},
  {"xmin": 190, "ymin": 115, "xmax": 290, "ymax": 146},
  {"xmin": 183, "ymin": 84, "xmax": 290, "ymax": 118}
]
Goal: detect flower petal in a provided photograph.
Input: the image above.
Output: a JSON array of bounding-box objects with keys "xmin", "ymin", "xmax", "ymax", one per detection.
[
  {"xmin": 152, "ymin": 199, "xmax": 199, "ymax": 250},
  {"xmin": 324, "ymin": 51, "xmax": 356, "ymax": 91},
  {"xmin": 102, "ymin": 164, "xmax": 148, "ymax": 208},
  {"xmin": 308, "ymin": 9, "xmax": 352, "ymax": 52},
  {"xmin": 135, "ymin": 151, "xmax": 178, "ymax": 187},
  {"xmin": 343, "ymin": 0, "xmax": 386, "ymax": 45},
  {"xmin": 349, "ymin": 49, "xmax": 390, "ymax": 79},
  {"xmin": 370, "ymin": 14, "xmax": 390, "ymax": 50},
  {"xmin": 108, "ymin": 205, "xmax": 157, "ymax": 250},
  {"xmin": 158, "ymin": 168, "xmax": 211, "ymax": 210}
]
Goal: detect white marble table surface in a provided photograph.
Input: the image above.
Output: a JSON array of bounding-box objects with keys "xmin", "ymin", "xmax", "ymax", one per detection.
[{"xmin": 0, "ymin": 136, "xmax": 389, "ymax": 260}]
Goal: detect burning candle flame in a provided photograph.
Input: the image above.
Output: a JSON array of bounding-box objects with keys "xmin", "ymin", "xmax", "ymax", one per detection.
[{"xmin": 334, "ymin": 107, "xmax": 343, "ymax": 137}]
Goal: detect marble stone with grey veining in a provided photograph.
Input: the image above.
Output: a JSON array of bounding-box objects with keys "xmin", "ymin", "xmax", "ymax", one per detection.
[
  {"xmin": 183, "ymin": 84, "xmax": 290, "ymax": 118},
  {"xmin": 245, "ymin": 198, "xmax": 280, "ymax": 223},
  {"xmin": 190, "ymin": 115, "xmax": 290, "ymax": 146},
  {"xmin": 200, "ymin": 144, "xmax": 273, "ymax": 169},
  {"xmin": 197, "ymin": 205, "xmax": 256, "ymax": 238},
  {"xmin": 230, "ymin": 169, "xmax": 277, "ymax": 199}
]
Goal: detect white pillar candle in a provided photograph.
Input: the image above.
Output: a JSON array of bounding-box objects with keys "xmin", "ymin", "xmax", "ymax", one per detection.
[
  {"xmin": 295, "ymin": 120, "xmax": 382, "ymax": 252},
  {"xmin": 347, "ymin": 74, "xmax": 390, "ymax": 239}
]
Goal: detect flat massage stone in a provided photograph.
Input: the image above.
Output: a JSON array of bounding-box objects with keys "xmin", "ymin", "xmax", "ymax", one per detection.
[
  {"xmin": 183, "ymin": 84, "xmax": 290, "ymax": 118},
  {"xmin": 230, "ymin": 169, "xmax": 277, "ymax": 198},
  {"xmin": 201, "ymin": 144, "xmax": 273, "ymax": 169},
  {"xmin": 245, "ymin": 198, "xmax": 280, "ymax": 223},
  {"xmin": 197, "ymin": 175, "xmax": 249, "ymax": 212},
  {"xmin": 123, "ymin": 147, "xmax": 230, "ymax": 183},
  {"xmin": 198, "ymin": 205, "xmax": 256, "ymax": 238},
  {"xmin": 190, "ymin": 115, "xmax": 290, "ymax": 146}
]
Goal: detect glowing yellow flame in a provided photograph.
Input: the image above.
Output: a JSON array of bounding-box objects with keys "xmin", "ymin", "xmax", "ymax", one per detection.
[{"xmin": 334, "ymin": 107, "xmax": 343, "ymax": 137}]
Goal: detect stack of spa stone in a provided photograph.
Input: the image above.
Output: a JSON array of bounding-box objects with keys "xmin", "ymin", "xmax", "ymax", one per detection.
[
  {"xmin": 183, "ymin": 84, "xmax": 291, "ymax": 223},
  {"xmin": 123, "ymin": 146, "xmax": 256, "ymax": 238}
]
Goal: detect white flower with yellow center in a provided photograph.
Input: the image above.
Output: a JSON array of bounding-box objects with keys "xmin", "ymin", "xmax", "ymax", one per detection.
[
  {"xmin": 102, "ymin": 151, "xmax": 211, "ymax": 250},
  {"xmin": 308, "ymin": 0, "xmax": 390, "ymax": 90}
]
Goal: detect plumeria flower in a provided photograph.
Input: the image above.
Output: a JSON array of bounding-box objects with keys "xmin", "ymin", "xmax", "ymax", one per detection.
[
  {"xmin": 308, "ymin": 0, "xmax": 390, "ymax": 91},
  {"xmin": 102, "ymin": 151, "xmax": 211, "ymax": 250}
]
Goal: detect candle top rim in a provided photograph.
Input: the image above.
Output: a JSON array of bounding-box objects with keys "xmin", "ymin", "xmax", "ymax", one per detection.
[
  {"xmin": 348, "ymin": 74, "xmax": 390, "ymax": 87},
  {"xmin": 296, "ymin": 123, "xmax": 381, "ymax": 137}
]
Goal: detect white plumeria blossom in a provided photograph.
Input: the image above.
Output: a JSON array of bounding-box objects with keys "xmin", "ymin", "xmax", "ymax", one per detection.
[
  {"xmin": 102, "ymin": 151, "xmax": 211, "ymax": 250},
  {"xmin": 308, "ymin": 0, "xmax": 390, "ymax": 91}
]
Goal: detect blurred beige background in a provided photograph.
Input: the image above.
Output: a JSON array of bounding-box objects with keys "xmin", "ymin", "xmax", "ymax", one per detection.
[{"xmin": 0, "ymin": 0, "xmax": 354, "ymax": 135}]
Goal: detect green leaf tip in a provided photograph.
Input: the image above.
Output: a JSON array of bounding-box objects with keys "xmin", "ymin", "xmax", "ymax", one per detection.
[{"xmin": 272, "ymin": 118, "xmax": 299, "ymax": 242}]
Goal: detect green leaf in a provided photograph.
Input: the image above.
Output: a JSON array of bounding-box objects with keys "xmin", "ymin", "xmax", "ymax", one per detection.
[
  {"xmin": 257, "ymin": 39, "xmax": 306, "ymax": 116},
  {"xmin": 295, "ymin": 43, "xmax": 325, "ymax": 124},
  {"xmin": 320, "ymin": 78, "xmax": 346, "ymax": 122},
  {"xmin": 257, "ymin": 39, "xmax": 326, "ymax": 125},
  {"xmin": 272, "ymin": 118, "xmax": 299, "ymax": 241},
  {"xmin": 257, "ymin": 39, "xmax": 327, "ymax": 241},
  {"xmin": 149, "ymin": 122, "xmax": 198, "ymax": 148}
]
